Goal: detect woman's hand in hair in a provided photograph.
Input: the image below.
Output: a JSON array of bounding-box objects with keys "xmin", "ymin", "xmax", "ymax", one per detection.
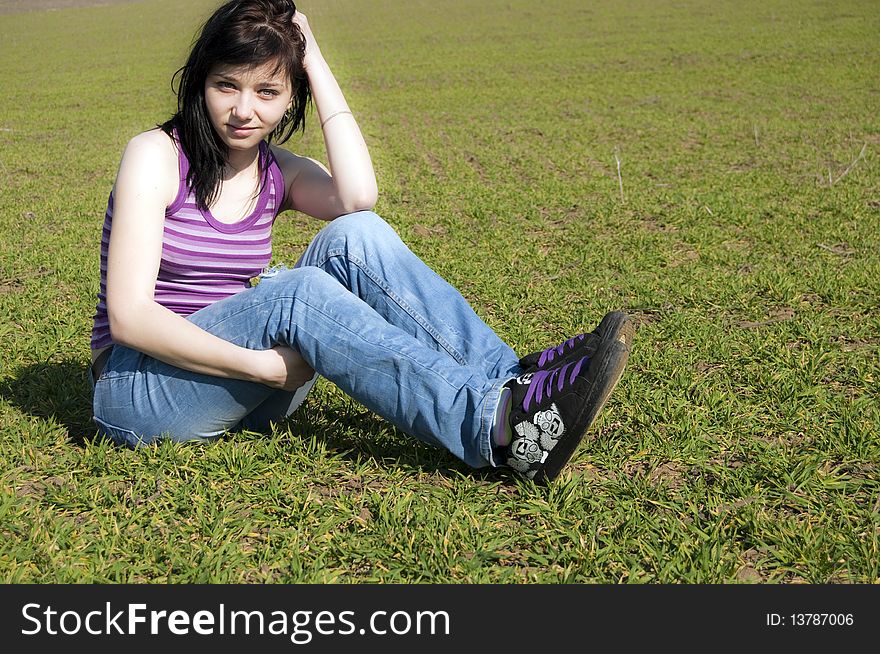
[
  {"xmin": 282, "ymin": 8, "xmax": 378, "ymax": 219},
  {"xmin": 292, "ymin": 11, "xmax": 321, "ymax": 70}
]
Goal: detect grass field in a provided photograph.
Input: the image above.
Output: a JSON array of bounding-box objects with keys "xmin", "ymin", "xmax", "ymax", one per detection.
[{"xmin": 0, "ymin": 0, "xmax": 878, "ymax": 583}]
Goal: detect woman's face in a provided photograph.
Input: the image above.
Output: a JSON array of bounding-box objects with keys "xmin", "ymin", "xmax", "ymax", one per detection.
[{"xmin": 204, "ymin": 60, "xmax": 293, "ymax": 152}]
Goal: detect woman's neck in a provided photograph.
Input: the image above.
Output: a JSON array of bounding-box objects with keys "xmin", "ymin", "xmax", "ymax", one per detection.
[{"xmin": 223, "ymin": 146, "xmax": 260, "ymax": 182}]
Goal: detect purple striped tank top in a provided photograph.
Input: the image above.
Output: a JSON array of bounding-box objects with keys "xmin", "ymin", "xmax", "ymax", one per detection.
[{"xmin": 90, "ymin": 134, "xmax": 285, "ymax": 350}]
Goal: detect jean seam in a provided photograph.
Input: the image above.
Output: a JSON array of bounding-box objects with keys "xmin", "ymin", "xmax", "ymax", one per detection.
[
  {"xmin": 94, "ymin": 349, "xmax": 187, "ymax": 412},
  {"xmin": 195, "ymin": 290, "xmax": 475, "ymax": 395},
  {"xmin": 314, "ymin": 248, "xmax": 469, "ymax": 366},
  {"xmin": 480, "ymin": 378, "xmax": 509, "ymax": 467},
  {"xmin": 93, "ymin": 415, "xmax": 143, "ymax": 448}
]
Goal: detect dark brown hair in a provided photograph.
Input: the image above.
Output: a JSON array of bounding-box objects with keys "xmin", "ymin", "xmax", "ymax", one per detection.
[{"xmin": 161, "ymin": 0, "xmax": 310, "ymax": 210}]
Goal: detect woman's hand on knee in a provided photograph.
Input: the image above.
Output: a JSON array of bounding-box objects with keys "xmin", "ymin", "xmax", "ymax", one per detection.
[{"xmin": 257, "ymin": 346, "xmax": 315, "ymax": 391}]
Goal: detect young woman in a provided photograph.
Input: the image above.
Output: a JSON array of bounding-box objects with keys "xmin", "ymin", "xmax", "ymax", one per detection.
[{"xmin": 89, "ymin": 0, "xmax": 634, "ymax": 483}]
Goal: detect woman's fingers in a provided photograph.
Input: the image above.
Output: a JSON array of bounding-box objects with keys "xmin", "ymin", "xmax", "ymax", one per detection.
[{"xmin": 272, "ymin": 345, "xmax": 316, "ymax": 391}]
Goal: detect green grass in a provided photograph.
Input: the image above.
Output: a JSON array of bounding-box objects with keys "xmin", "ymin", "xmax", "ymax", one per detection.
[{"xmin": 1, "ymin": 0, "xmax": 878, "ymax": 583}]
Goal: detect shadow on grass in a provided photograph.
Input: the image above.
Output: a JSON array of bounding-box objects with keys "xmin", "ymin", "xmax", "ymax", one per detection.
[
  {"xmin": 0, "ymin": 359, "xmax": 95, "ymax": 443},
  {"xmin": 272, "ymin": 399, "xmax": 500, "ymax": 483},
  {"xmin": 0, "ymin": 361, "xmax": 500, "ymax": 482}
]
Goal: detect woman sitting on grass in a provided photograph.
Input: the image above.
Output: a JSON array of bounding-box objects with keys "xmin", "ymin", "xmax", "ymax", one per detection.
[{"xmin": 89, "ymin": 0, "xmax": 633, "ymax": 483}]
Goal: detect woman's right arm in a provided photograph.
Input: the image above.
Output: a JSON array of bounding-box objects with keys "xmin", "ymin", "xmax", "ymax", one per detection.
[{"xmin": 104, "ymin": 131, "xmax": 311, "ymax": 391}]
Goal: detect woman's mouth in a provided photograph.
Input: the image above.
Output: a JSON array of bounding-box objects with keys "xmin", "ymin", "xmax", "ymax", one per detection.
[{"xmin": 227, "ymin": 124, "xmax": 259, "ymax": 137}]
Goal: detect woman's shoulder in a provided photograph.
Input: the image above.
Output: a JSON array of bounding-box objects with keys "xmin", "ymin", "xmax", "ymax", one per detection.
[
  {"xmin": 268, "ymin": 143, "xmax": 297, "ymax": 169},
  {"xmin": 114, "ymin": 128, "xmax": 180, "ymax": 204},
  {"xmin": 124, "ymin": 128, "xmax": 179, "ymax": 165}
]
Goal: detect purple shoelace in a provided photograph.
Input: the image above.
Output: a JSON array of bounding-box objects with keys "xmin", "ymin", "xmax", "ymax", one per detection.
[
  {"xmin": 537, "ymin": 333, "xmax": 587, "ymax": 367},
  {"xmin": 522, "ymin": 355, "xmax": 588, "ymax": 412}
]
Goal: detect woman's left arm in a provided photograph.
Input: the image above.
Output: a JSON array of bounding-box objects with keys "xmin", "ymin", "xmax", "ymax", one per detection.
[{"xmin": 284, "ymin": 11, "xmax": 377, "ymax": 220}]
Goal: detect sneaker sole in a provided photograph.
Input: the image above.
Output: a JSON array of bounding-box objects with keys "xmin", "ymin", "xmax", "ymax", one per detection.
[
  {"xmin": 521, "ymin": 310, "xmax": 635, "ymax": 371},
  {"xmin": 533, "ymin": 336, "xmax": 631, "ymax": 483},
  {"xmin": 597, "ymin": 310, "xmax": 636, "ymax": 349}
]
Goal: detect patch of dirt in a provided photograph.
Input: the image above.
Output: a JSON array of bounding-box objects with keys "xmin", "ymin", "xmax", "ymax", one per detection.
[
  {"xmin": 0, "ymin": 0, "xmax": 145, "ymax": 13},
  {"xmin": 817, "ymin": 242, "xmax": 856, "ymax": 257},
  {"xmin": 626, "ymin": 304, "xmax": 672, "ymax": 327},
  {"xmin": 423, "ymin": 151, "xmax": 444, "ymax": 178},
  {"xmin": 622, "ymin": 459, "xmax": 649, "ymax": 479},
  {"xmin": 637, "ymin": 214, "xmax": 679, "ymax": 233},
  {"xmin": 736, "ymin": 306, "xmax": 795, "ymax": 329},
  {"xmin": 704, "ymin": 454, "xmax": 747, "ymax": 469},
  {"xmin": 798, "ymin": 293, "xmax": 822, "ymax": 305},
  {"xmin": 722, "ymin": 238, "xmax": 752, "ymax": 252},
  {"xmin": 713, "ymin": 495, "xmax": 758, "ymax": 516},
  {"xmin": 464, "ymin": 153, "xmax": 488, "ymax": 184},
  {"xmin": 647, "ymin": 461, "xmax": 687, "ymax": 491},
  {"xmin": 570, "ymin": 461, "xmax": 615, "ymax": 482},
  {"xmin": 0, "ymin": 267, "xmax": 52, "ymax": 295},
  {"xmin": 831, "ymin": 334, "xmax": 879, "ymax": 352},
  {"xmin": 735, "ymin": 565, "xmax": 763, "ymax": 583},
  {"xmin": 16, "ymin": 475, "xmax": 65, "ymax": 498},
  {"xmin": 411, "ymin": 224, "xmax": 448, "ymax": 239},
  {"xmin": 736, "ymin": 548, "xmax": 765, "ymax": 583},
  {"xmin": 241, "ymin": 563, "xmax": 281, "ymax": 583},
  {"xmin": 667, "ymin": 244, "xmax": 700, "ymax": 268},
  {"xmin": 785, "ymin": 339, "xmax": 810, "ymax": 351},
  {"xmin": 310, "ymin": 475, "xmax": 388, "ymax": 502},
  {"xmin": 694, "ymin": 361, "xmax": 724, "ymax": 374}
]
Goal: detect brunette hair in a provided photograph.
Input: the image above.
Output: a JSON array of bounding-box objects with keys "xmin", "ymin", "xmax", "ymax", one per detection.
[{"xmin": 161, "ymin": 0, "xmax": 310, "ymax": 210}]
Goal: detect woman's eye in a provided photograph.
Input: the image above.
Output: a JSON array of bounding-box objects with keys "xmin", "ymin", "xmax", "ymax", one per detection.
[
  {"xmin": 217, "ymin": 81, "xmax": 235, "ymax": 90},
  {"xmin": 259, "ymin": 89, "xmax": 280, "ymax": 97}
]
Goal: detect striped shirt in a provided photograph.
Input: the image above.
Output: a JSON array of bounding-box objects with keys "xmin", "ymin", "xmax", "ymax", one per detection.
[{"xmin": 90, "ymin": 135, "xmax": 285, "ymax": 350}]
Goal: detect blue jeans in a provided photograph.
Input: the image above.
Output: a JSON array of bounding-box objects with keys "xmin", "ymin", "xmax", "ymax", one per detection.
[{"xmin": 92, "ymin": 211, "xmax": 522, "ymax": 468}]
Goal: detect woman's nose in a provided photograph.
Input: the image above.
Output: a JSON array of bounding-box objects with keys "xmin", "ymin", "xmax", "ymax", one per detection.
[{"xmin": 233, "ymin": 93, "xmax": 254, "ymax": 120}]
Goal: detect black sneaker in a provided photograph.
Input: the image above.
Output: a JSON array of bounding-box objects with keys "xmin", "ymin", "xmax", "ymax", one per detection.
[
  {"xmin": 502, "ymin": 330, "xmax": 631, "ymax": 483},
  {"xmin": 518, "ymin": 310, "xmax": 635, "ymax": 371}
]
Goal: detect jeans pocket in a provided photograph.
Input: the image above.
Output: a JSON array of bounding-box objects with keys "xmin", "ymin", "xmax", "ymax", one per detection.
[{"xmin": 93, "ymin": 416, "xmax": 145, "ymax": 448}]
